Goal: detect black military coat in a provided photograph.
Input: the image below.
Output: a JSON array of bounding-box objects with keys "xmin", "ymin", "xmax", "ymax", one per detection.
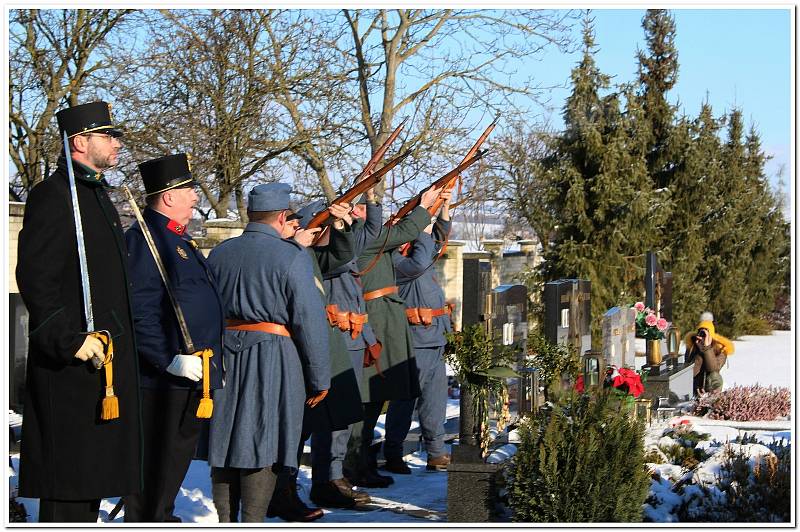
[{"xmin": 15, "ymin": 157, "xmax": 142, "ymax": 500}]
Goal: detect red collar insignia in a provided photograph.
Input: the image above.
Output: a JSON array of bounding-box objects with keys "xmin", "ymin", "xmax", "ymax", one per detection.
[{"xmin": 166, "ymin": 219, "xmax": 186, "ymax": 235}]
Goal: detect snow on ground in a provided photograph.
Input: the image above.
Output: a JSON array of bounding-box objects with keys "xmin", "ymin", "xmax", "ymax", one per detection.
[
  {"xmin": 8, "ymin": 331, "xmax": 792, "ymax": 523},
  {"xmin": 721, "ymin": 331, "xmax": 792, "ymax": 389},
  {"xmin": 639, "ymin": 330, "xmax": 793, "ymax": 523}
]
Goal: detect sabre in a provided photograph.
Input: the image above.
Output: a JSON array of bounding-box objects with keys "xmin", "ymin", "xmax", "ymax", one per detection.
[
  {"xmin": 63, "ymin": 129, "xmax": 105, "ymax": 370},
  {"xmin": 121, "ymin": 185, "xmax": 214, "ymax": 419},
  {"xmin": 63, "ymin": 129, "xmax": 118, "ymax": 420},
  {"xmin": 122, "ymin": 187, "xmax": 196, "ymax": 351}
]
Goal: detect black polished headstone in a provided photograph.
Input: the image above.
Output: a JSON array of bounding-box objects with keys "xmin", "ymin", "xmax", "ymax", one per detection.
[
  {"xmin": 491, "ymin": 284, "xmax": 528, "ymax": 345},
  {"xmin": 462, "ymin": 258, "xmax": 492, "ymax": 331},
  {"xmin": 544, "ymin": 279, "xmax": 591, "ymax": 356}
]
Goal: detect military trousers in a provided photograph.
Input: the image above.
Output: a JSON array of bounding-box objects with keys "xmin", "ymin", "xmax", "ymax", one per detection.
[
  {"xmin": 383, "ymin": 346, "xmax": 448, "ymax": 460},
  {"xmin": 211, "ymin": 466, "xmax": 277, "ymax": 522},
  {"xmin": 311, "ymin": 427, "xmax": 351, "ymax": 483},
  {"xmin": 124, "ymin": 387, "xmax": 203, "ymax": 522},
  {"xmin": 312, "ymin": 349, "xmax": 363, "ymax": 482}
]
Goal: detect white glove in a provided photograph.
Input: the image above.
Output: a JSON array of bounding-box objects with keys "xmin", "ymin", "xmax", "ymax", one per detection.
[{"xmin": 165, "ymin": 354, "xmax": 203, "ymax": 381}]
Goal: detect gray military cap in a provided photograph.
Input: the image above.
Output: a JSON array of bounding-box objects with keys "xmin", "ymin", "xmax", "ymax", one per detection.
[
  {"xmin": 295, "ymin": 199, "xmax": 328, "ymax": 229},
  {"xmin": 248, "ymin": 183, "xmax": 292, "ymax": 212}
]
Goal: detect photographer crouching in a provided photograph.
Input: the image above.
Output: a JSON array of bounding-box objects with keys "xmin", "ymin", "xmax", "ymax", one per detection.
[{"xmin": 685, "ymin": 313, "xmax": 735, "ymax": 396}]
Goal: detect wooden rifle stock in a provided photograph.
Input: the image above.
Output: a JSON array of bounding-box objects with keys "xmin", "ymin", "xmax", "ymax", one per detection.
[
  {"xmin": 387, "ymin": 149, "xmax": 488, "ymax": 226},
  {"xmin": 306, "ymin": 150, "xmax": 412, "ymax": 230},
  {"xmin": 352, "ymin": 116, "xmax": 409, "ymax": 186},
  {"xmin": 428, "ymin": 116, "xmax": 499, "ymax": 215}
]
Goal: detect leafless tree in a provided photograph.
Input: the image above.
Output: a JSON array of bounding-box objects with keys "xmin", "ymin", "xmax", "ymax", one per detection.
[
  {"xmin": 257, "ymin": 10, "xmax": 360, "ymax": 203},
  {"xmin": 485, "ymin": 121, "xmax": 560, "ymax": 252},
  {"xmin": 110, "ymin": 10, "xmax": 312, "ymax": 220},
  {"xmin": 334, "ymin": 9, "xmax": 579, "ymax": 207},
  {"xmin": 9, "ymin": 9, "xmax": 134, "ymax": 198},
  {"xmin": 10, "ymin": 8, "xmax": 578, "ymax": 230}
]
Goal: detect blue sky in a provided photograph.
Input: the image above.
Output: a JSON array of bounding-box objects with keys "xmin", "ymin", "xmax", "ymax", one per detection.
[{"xmin": 533, "ymin": 8, "xmax": 792, "ymax": 193}]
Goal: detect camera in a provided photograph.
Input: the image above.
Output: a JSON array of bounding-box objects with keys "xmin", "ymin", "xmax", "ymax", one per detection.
[{"xmin": 696, "ymin": 329, "xmax": 707, "ymax": 340}]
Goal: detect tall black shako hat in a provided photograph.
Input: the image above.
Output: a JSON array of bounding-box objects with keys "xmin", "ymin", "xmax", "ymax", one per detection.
[
  {"xmin": 56, "ymin": 101, "xmax": 123, "ymax": 139},
  {"xmin": 138, "ymin": 153, "xmax": 198, "ymax": 196}
]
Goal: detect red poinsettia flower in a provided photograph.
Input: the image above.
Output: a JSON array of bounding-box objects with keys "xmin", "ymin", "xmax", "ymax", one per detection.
[{"xmin": 612, "ymin": 367, "xmax": 644, "ymax": 398}]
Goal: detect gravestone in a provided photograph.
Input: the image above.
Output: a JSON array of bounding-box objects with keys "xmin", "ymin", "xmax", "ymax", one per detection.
[
  {"xmin": 449, "ymin": 259, "xmax": 501, "ymax": 522},
  {"xmin": 462, "ymin": 258, "xmax": 493, "ymax": 332},
  {"xmin": 492, "ymin": 284, "xmax": 529, "ymax": 418},
  {"xmin": 544, "ymin": 279, "xmax": 591, "ymax": 357},
  {"xmin": 638, "ymin": 252, "xmax": 694, "ymax": 405},
  {"xmin": 491, "ymin": 284, "xmax": 528, "ymax": 347},
  {"xmin": 601, "ymin": 306, "xmax": 637, "ymax": 369}
]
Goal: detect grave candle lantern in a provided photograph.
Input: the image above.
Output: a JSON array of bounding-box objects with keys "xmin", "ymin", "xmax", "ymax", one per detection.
[
  {"xmin": 517, "ymin": 366, "xmax": 541, "ymax": 416},
  {"xmin": 634, "ymin": 398, "xmax": 653, "ymax": 425},
  {"xmin": 582, "ymin": 350, "xmax": 606, "ymax": 390}
]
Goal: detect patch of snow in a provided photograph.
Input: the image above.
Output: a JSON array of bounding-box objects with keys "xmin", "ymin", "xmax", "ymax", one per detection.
[
  {"xmin": 487, "ymin": 444, "xmax": 518, "ymax": 464},
  {"xmin": 9, "ymin": 332, "xmax": 792, "ymax": 523}
]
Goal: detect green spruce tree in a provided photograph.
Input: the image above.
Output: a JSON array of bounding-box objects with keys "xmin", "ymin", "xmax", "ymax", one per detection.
[
  {"xmin": 541, "ymin": 13, "xmax": 666, "ymax": 338},
  {"xmin": 703, "ymin": 109, "xmax": 751, "ymax": 334},
  {"xmin": 741, "ymin": 127, "xmax": 791, "ymax": 320},
  {"xmin": 637, "ymin": 9, "xmax": 679, "ymax": 190},
  {"xmin": 665, "ymin": 102, "xmax": 724, "ymax": 333}
]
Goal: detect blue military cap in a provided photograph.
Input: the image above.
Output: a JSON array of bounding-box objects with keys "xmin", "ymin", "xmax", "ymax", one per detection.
[
  {"xmin": 248, "ymin": 183, "xmax": 292, "ymax": 212},
  {"xmin": 295, "ymin": 199, "xmax": 328, "ymax": 229}
]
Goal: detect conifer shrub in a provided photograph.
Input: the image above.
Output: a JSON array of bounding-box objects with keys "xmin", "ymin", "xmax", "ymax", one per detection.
[
  {"xmin": 764, "ymin": 293, "xmax": 791, "ymax": 330},
  {"xmin": 675, "ymin": 441, "xmax": 791, "ymax": 522},
  {"xmin": 692, "ymin": 385, "xmax": 790, "ymax": 421},
  {"xmin": 508, "ymin": 391, "xmax": 651, "ymax": 522},
  {"xmin": 524, "ymin": 333, "xmax": 580, "ymax": 401},
  {"xmin": 736, "ymin": 315, "xmax": 772, "ymax": 336}
]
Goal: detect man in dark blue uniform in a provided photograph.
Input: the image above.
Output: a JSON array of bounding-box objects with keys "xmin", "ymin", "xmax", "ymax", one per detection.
[
  {"xmin": 383, "ymin": 191, "xmax": 453, "ymax": 473},
  {"xmin": 124, "ymin": 153, "xmax": 224, "ymax": 522}
]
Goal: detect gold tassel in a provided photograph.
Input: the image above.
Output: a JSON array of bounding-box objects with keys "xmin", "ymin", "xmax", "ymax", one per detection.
[
  {"xmin": 95, "ymin": 333, "xmax": 119, "ymax": 421},
  {"xmin": 195, "ymin": 348, "xmax": 213, "ymax": 418}
]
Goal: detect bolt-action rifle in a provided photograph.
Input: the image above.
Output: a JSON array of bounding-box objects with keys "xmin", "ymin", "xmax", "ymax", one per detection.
[
  {"xmin": 305, "ymin": 117, "xmax": 410, "ymax": 232},
  {"xmin": 305, "ymin": 149, "xmax": 411, "ymax": 232},
  {"xmin": 350, "ymin": 116, "xmax": 409, "ymax": 186},
  {"xmin": 386, "ymin": 149, "xmax": 488, "ymax": 226},
  {"xmin": 429, "ymin": 116, "xmax": 498, "ymax": 215}
]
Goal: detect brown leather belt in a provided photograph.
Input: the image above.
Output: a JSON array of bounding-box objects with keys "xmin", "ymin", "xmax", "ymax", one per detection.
[
  {"xmin": 406, "ymin": 304, "xmax": 453, "ymax": 326},
  {"xmin": 325, "ymin": 304, "xmax": 369, "ymax": 340},
  {"xmin": 363, "ymin": 285, "xmax": 398, "ymax": 301},
  {"xmin": 226, "ymin": 319, "xmax": 291, "ymax": 337}
]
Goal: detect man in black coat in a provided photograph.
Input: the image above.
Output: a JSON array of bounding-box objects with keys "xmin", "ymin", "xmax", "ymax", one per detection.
[
  {"xmin": 16, "ymin": 101, "xmax": 142, "ymax": 522},
  {"xmin": 124, "ymin": 154, "xmax": 224, "ymax": 522}
]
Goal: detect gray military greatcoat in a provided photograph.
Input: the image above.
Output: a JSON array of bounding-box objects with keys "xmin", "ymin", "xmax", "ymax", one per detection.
[
  {"xmin": 206, "ymin": 222, "xmax": 330, "ymax": 470},
  {"xmin": 393, "ymin": 219, "xmax": 453, "ymax": 348}
]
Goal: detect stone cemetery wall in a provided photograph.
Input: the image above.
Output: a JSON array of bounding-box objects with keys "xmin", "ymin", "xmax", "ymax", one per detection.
[
  {"xmin": 7, "ymin": 204, "xmax": 543, "ymax": 331},
  {"xmin": 8, "ymin": 202, "xmax": 25, "ymax": 293}
]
